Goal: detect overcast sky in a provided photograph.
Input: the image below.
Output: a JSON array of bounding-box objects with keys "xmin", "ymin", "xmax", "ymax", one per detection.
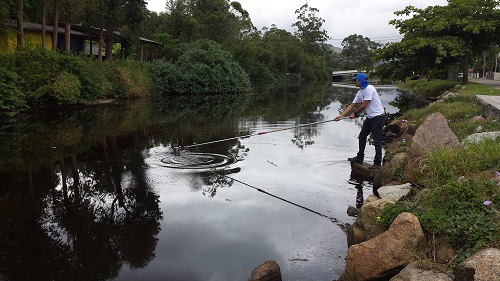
[{"xmin": 146, "ymin": 0, "xmax": 448, "ymax": 47}]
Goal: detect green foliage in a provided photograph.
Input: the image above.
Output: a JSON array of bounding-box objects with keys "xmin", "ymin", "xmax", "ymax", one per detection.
[
  {"xmin": 381, "ymin": 180, "xmax": 500, "ymax": 264},
  {"xmin": 152, "ymin": 39, "xmax": 251, "ymax": 94},
  {"xmin": 341, "ymin": 34, "xmax": 381, "ymax": 70},
  {"xmin": 0, "ymin": 66, "xmax": 25, "ymax": 111},
  {"xmin": 400, "ymin": 79, "xmax": 458, "ymax": 98},
  {"xmin": 426, "ymin": 139, "xmax": 500, "ymax": 185},
  {"xmin": 0, "ymin": 48, "xmax": 152, "ymax": 109},
  {"xmin": 113, "ymin": 60, "xmax": 152, "ymax": 97},
  {"xmin": 292, "ymin": 3, "xmax": 329, "ymax": 55},
  {"xmin": 375, "ymin": 0, "xmax": 500, "ymax": 82},
  {"xmin": 49, "ymin": 71, "xmax": 82, "ymax": 104},
  {"xmin": 380, "ymin": 53, "xmax": 500, "ymax": 270}
]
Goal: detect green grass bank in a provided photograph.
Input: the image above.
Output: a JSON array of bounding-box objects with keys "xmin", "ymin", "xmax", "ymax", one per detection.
[{"xmin": 381, "ymin": 79, "xmax": 500, "ymax": 269}]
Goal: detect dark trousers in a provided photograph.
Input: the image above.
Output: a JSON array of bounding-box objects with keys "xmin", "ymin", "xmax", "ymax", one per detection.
[{"xmin": 357, "ymin": 115, "xmax": 384, "ymax": 164}]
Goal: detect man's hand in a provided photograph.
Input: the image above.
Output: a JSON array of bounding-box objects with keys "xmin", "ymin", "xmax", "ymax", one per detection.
[
  {"xmin": 349, "ymin": 112, "xmax": 357, "ymax": 119},
  {"xmin": 334, "ymin": 115, "xmax": 342, "ymax": 121}
]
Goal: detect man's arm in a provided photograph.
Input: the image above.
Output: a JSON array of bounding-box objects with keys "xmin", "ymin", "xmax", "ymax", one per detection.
[
  {"xmin": 334, "ymin": 100, "xmax": 370, "ymax": 121},
  {"xmin": 334, "ymin": 102, "xmax": 358, "ymax": 121}
]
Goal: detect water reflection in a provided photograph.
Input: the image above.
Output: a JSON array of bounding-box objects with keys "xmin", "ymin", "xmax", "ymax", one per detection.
[{"xmin": 0, "ymin": 84, "xmax": 405, "ymax": 281}]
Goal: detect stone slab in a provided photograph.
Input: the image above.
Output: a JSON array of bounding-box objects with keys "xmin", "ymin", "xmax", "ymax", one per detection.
[{"xmin": 475, "ymin": 95, "xmax": 500, "ymax": 118}]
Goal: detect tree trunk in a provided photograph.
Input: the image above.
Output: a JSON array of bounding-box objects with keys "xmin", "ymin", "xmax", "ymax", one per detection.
[
  {"xmin": 65, "ymin": 14, "xmax": 71, "ymax": 52},
  {"xmin": 105, "ymin": 28, "xmax": 114, "ymax": 60},
  {"xmin": 42, "ymin": 0, "xmax": 46, "ymax": 48},
  {"xmin": 59, "ymin": 159, "xmax": 68, "ymax": 203},
  {"xmin": 98, "ymin": 21, "xmax": 104, "ymax": 60},
  {"xmin": 16, "ymin": 0, "xmax": 24, "ymax": 50},
  {"xmin": 70, "ymin": 155, "xmax": 80, "ymax": 202},
  {"xmin": 52, "ymin": 0, "xmax": 59, "ymax": 51},
  {"xmin": 462, "ymin": 55, "xmax": 469, "ymax": 84}
]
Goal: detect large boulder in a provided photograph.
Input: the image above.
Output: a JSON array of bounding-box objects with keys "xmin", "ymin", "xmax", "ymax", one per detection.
[
  {"xmin": 339, "ymin": 213, "xmax": 426, "ymax": 281},
  {"xmin": 347, "ymin": 198, "xmax": 392, "ymax": 246},
  {"xmin": 409, "ymin": 112, "xmax": 461, "ymax": 157},
  {"xmin": 373, "ymin": 152, "xmax": 408, "ymax": 189},
  {"xmin": 249, "ymin": 260, "xmax": 282, "ymax": 281},
  {"xmin": 454, "ymin": 248, "xmax": 500, "ymax": 281},
  {"xmin": 390, "ymin": 262, "xmax": 453, "ymax": 281}
]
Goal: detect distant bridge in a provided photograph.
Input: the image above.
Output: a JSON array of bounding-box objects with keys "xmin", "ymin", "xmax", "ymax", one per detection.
[{"xmin": 331, "ymin": 70, "xmax": 360, "ymax": 82}]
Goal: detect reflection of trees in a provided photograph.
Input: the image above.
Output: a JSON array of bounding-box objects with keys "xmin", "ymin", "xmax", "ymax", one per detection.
[
  {"xmin": 291, "ymin": 126, "xmax": 316, "ymax": 150},
  {"xmin": 389, "ymin": 90, "xmax": 428, "ymax": 113},
  {"xmin": 0, "ymin": 129, "xmax": 162, "ymax": 281},
  {"xmin": 199, "ymin": 168, "xmax": 241, "ymax": 198}
]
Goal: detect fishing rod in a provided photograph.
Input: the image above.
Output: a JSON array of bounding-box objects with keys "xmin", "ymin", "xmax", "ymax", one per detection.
[
  {"xmin": 181, "ymin": 117, "xmax": 348, "ymax": 150},
  {"xmin": 217, "ymin": 172, "xmax": 349, "ymax": 231}
]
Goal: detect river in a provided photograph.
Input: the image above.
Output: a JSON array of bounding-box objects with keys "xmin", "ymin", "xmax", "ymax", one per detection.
[{"xmin": 0, "ymin": 82, "xmax": 404, "ymax": 281}]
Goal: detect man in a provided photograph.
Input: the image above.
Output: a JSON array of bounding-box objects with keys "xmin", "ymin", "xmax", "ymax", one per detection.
[{"xmin": 334, "ymin": 73, "xmax": 385, "ymax": 166}]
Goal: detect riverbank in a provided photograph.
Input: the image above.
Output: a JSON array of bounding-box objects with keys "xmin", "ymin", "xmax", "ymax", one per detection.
[
  {"xmin": 0, "ymin": 48, "xmax": 152, "ymax": 113},
  {"xmin": 336, "ymin": 80, "xmax": 500, "ymax": 280}
]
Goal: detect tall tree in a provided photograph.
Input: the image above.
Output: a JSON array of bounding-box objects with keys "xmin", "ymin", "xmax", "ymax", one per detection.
[
  {"xmin": 341, "ymin": 34, "xmax": 381, "ymax": 70},
  {"xmin": 81, "ymin": 0, "xmax": 107, "ymax": 59},
  {"xmin": 16, "ymin": 0, "xmax": 23, "ymax": 49},
  {"xmin": 164, "ymin": 0, "xmax": 197, "ymax": 42},
  {"xmin": 61, "ymin": 0, "xmax": 83, "ymax": 52},
  {"xmin": 52, "ymin": 0, "xmax": 59, "ymax": 51},
  {"xmin": 189, "ymin": 0, "xmax": 244, "ymax": 46},
  {"xmin": 42, "ymin": 0, "xmax": 46, "ymax": 48},
  {"xmin": 292, "ymin": 3, "xmax": 329, "ymax": 55}
]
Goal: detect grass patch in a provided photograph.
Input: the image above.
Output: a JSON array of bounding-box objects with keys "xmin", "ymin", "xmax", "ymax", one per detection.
[
  {"xmin": 424, "ymin": 138, "xmax": 500, "ymax": 186},
  {"xmin": 380, "ymin": 179, "xmax": 500, "ymax": 267},
  {"xmin": 398, "ymin": 79, "xmax": 458, "ymax": 99}
]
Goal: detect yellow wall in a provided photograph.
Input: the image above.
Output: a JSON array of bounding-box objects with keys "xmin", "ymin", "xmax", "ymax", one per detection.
[{"xmin": 0, "ymin": 30, "xmax": 53, "ymax": 54}]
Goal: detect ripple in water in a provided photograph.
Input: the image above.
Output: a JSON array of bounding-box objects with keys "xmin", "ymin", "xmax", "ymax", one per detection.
[{"xmin": 161, "ymin": 152, "xmax": 235, "ymax": 169}]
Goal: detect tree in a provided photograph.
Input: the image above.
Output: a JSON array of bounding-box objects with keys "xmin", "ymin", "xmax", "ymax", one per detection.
[
  {"xmin": 292, "ymin": 3, "xmax": 329, "ymax": 55},
  {"xmin": 61, "ymin": 0, "xmax": 84, "ymax": 52},
  {"xmin": 262, "ymin": 25, "xmax": 303, "ymax": 74},
  {"xmin": 81, "ymin": 0, "xmax": 107, "ymax": 59},
  {"xmin": 42, "ymin": 0, "xmax": 46, "ymax": 48},
  {"xmin": 341, "ymin": 34, "xmax": 381, "ymax": 70},
  {"xmin": 189, "ymin": 0, "xmax": 246, "ymax": 47},
  {"xmin": 375, "ymin": 0, "xmax": 500, "ymax": 83},
  {"xmin": 164, "ymin": 0, "xmax": 196, "ymax": 42},
  {"xmin": 52, "ymin": 0, "xmax": 59, "ymax": 51},
  {"xmin": 16, "ymin": 0, "xmax": 23, "ymax": 50}
]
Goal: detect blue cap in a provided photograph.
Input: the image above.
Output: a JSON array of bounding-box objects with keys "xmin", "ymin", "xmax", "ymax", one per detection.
[
  {"xmin": 351, "ymin": 73, "xmax": 370, "ymax": 88},
  {"xmin": 352, "ymin": 73, "xmax": 367, "ymax": 81}
]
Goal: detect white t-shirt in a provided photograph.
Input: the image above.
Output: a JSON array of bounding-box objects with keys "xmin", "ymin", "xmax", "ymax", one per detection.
[{"xmin": 352, "ymin": 85, "xmax": 385, "ymax": 118}]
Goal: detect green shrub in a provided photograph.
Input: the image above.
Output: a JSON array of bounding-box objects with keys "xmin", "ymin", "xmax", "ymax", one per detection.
[
  {"xmin": 114, "ymin": 60, "xmax": 152, "ymax": 97},
  {"xmin": 380, "ymin": 180, "xmax": 500, "ymax": 265},
  {"xmin": 0, "ymin": 66, "xmax": 25, "ymax": 111},
  {"xmin": 50, "ymin": 71, "xmax": 81, "ymax": 104},
  {"xmin": 152, "ymin": 39, "xmax": 251, "ymax": 94}
]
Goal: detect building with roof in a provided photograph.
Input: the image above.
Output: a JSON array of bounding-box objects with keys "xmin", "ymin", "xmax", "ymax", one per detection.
[{"xmin": 0, "ymin": 22, "xmax": 162, "ymax": 61}]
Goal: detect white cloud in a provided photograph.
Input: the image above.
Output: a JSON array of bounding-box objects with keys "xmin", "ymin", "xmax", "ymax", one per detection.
[{"xmin": 146, "ymin": 0, "xmax": 448, "ymax": 47}]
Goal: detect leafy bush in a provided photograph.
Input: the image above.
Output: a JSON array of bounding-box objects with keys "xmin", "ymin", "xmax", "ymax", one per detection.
[
  {"xmin": 152, "ymin": 39, "xmax": 251, "ymax": 94},
  {"xmin": 114, "ymin": 60, "xmax": 152, "ymax": 97},
  {"xmin": 0, "ymin": 66, "xmax": 25, "ymax": 111},
  {"xmin": 50, "ymin": 71, "xmax": 81, "ymax": 104}
]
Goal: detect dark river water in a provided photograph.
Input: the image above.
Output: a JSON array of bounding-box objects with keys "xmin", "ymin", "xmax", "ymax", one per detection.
[{"xmin": 0, "ymin": 83, "xmax": 403, "ymax": 281}]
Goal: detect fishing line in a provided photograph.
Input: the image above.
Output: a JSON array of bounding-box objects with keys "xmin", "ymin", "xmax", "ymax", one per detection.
[
  {"xmin": 216, "ymin": 172, "xmax": 350, "ymax": 231},
  {"xmin": 182, "ymin": 118, "xmax": 347, "ymax": 150}
]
